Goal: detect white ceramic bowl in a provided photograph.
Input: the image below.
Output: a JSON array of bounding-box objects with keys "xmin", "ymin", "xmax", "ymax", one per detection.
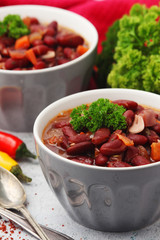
[
  {"xmin": 0, "ymin": 5, "xmax": 98, "ymax": 132},
  {"xmin": 34, "ymin": 88, "xmax": 160, "ymax": 232}
]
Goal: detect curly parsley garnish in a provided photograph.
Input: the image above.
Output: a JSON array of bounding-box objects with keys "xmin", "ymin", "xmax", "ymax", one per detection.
[
  {"xmin": 70, "ymin": 98, "xmax": 127, "ymax": 132},
  {"xmin": 0, "ymin": 14, "xmax": 30, "ymax": 39}
]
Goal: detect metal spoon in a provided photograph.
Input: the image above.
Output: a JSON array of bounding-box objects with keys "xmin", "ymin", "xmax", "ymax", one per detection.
[{"xmin": 0, "ymin": 166, "xmax": 50, "ymax": 240}]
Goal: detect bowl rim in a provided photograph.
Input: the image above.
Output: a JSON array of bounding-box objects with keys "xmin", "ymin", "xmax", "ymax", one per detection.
[
  {"xmin": 33, "ymin": 88, "xmax": 160, "ymax": 172},
  {"xmin": 0, "ymin": 4, "xmax": 98, "ymax": 75}
]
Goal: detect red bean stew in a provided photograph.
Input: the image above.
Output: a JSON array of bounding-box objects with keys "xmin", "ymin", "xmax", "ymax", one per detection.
[
  {"xmin": 0, "ymin": 15, "xmax": 89, "ymax": 70},
  {"xmin": 42, "ymin": 99, "xmax": 160, "ymax": 167}
]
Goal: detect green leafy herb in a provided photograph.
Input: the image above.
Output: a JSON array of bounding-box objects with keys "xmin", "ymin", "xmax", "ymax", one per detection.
[
  {"xmin": 107, "ymin": 4, "xmax": 160, "ymax": 93},
  {"xmin": 70, "ymin": 98, "xmax": 127, "ymax": 133},
  {"xmin": 0, "ymin": 14, "xmax": 30, "ymax": 39},
  {"xmin": 97, "ymin": 3, "xmax": 160, "ymax": 93},
  {"xmin": 0, "ymin": 22, "xmax": 7, "ymax": 36}
]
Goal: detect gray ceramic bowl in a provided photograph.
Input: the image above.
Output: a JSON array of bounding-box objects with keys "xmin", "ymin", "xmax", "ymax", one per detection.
[
  {"xmin": 0, "ymin": 5, "xmax": 98, "ymax": 132},
  {"xmin": 33, "ymin": 89, "xmax": 160, "ymax": 232}
]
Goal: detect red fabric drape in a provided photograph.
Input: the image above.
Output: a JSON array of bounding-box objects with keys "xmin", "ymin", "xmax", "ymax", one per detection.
[{"xmin": 0, "ymin": 0, "xmax": 159, "ymax": 53}]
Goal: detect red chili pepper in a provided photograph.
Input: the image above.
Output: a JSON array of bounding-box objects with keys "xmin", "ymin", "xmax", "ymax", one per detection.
[{"xmin": 0, "ymin": 131, "xmax": 36, "ymax": 159}]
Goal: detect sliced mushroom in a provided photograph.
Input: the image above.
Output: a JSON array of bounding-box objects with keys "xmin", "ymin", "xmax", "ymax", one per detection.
[{"xmin": 129, "ymin": 114, "xmax": 145, "ymax": 134}]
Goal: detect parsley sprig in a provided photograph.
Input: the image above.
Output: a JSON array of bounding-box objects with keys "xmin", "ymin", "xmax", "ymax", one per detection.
[
  {"xmin": 70, "ymin": 98, "xmax": 127, "ymax": 133},
  {"xmin": 0, "ymin": 14, "xmax": 30, "ymax": 39}
]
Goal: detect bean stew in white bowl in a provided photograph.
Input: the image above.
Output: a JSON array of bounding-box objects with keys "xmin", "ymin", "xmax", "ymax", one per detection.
[
  {"xmin": 0, "ymin": 5, "xmax": 98, "ymax": 132},
  {"xmin": 34, "ymin": 89, "xmax": 160, "ymax": 232}
]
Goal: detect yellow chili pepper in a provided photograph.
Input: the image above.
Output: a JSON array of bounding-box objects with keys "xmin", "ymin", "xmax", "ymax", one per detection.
[{"xmin": 0, "ymin": 151, "xmax": 32, "ymax": 183}]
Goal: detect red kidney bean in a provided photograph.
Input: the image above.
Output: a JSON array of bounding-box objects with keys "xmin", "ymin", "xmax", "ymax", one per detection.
[
  {"xmin": 108, "ymin": 130, "xmax": 122, "ymax": 142},
  {"xmin": 0, "ymin": 43, "xmax": 5, "ymax": 53},
  {"xmin": 127, "ymin": 133, "xmax": 148, "ymax": 145},
  {"xmin": 69, "ymin": 133, "xmax": 90, "ymax": 144},
  {"xmin": 43, "ymin": 36, "xmax": 57, "ymax": 47},
  {"xmin": 124, "ymin": 146, "xmax": 139, "ymax": 163},
  {"xmin": 34, "ymin": 61, "xmax": 46, "ymax": 69},
  {"xmin": 107, "ymin": 161, "xmax": 131, "ymax": 167},
  {"xmin": 123, "ymin": 110, "xmax": 135, "ymax": 127},
  {"xmin": 131, "ymin": 155, "xmax": 150, "ymax": 166},
  {"xmin": 139, "ymin": 109, "xmax": 157, "ymax": 127},
  {"xmin": 143, "ymin": 128, "xmax": 160, "ymax": 143},
  {"xmin": 31, "ymin": 39, "xmax": 44, "ymax": 46},
  {"xmin": 57, "ymin": 58, "xmax": 69, "ymax": 65},
  {"xmin": 13, "ymin": 67, "xmax": 21, "ymax": 70},
  {"xmin": 48, "ymin": 21, "xmax": 58, "ymax": 31},
  {"xmin": 44, "ymin": 27, "xmax": 56, "ymax": 37},
  {"xmin": 17, "ymin": 58, "xmax": 30, "ymax": 68},
  {"xmin": 5, "ymin": 58, "xmax": 29, "ymax": 69},
  {"xmin": 100, "ymin": 139, "xmax": 127, "ymax": 156},
  {"xmin": 53, "ymin": 120, "xmax": 70, "ymax": 128},
  {"xmin": 56, "ymin": 46, "xmax": 64, "ymax": 57},
  {"xmin": 63, "ymin": 48, "xmax": 79, "ymax": 60},
  {"xmin": 62, "ymin": 126, "xmax": 77, "ymax": 138},
  {"xmin": 57, "ymin": 33, "xmax": 84, "ymax": 48},
  {"xmin": 151, "ymin": 123, "xmax": 160, "ymax": 134},
  {"xmin": 0, "ymin": 36, "xmax": 15, "ymax": 46},
  {"xmin": 136, "ymin": 104, "xmax": 145, "ymax": 113},
  {"xmin": 68, "ymin": 156, "xmax": 93, "ymax": 165},
  {"xmin": 63, "ymin": 126, "xmax": 90, "ymax": 144},
  {"xmin": 30, "ymin": 24, "xmax": 45, "ymax": 33},
  {"xmin": 67, "ymin": 141, "xmax": 94, "ymax": 155},
  {"xmin": 33, "ymin": 45, "xmax": 49, "ymax": 56},
  {"xmin": 5, "ymin": 58, "xmax": 18, "ymax": 69},
  {"xmin": 137, "ymin": 145, "xmax": 150, "ymax": 160},
  {"xmin": 63, "ymin": 47, "xmax": 73, "ymax": 59},
  {"xmin": 112, "ymin": 100, "xmax": 138, "ymax": 110},
  {"xmin": 59, "ymin": 135, "xmax": 69, "ymax": 149},
  {"xmin": 92, "ymin": 128, "xmax": 110, "ymax": 145},
  {"xmin": 5, "ymin": 58, "xmax": 16, "ymax": 69},
  {"xmin": 1, "ymin": 48, "xmax": 10, "ymax": 57},
  {"xmin": 30, "ymin": 17, "xmax": 40, "ymax": 25},
  {"xmin": 70, "ymin": 52, "xmax": 79, "ymax": 60},
  {"xmin": 0, "ymin": 57, "xmax": 7, "ymax": 63},
  {"xmin": 95, "ymin": 153, "xmax": 108, "ymax": 166}
]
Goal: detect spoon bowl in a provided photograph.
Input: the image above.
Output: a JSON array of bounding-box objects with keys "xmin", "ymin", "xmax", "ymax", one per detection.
[
  {"xmin": 0, "ymin": 166, "xmax": 26, "ymax": 208},
  {"xmin": 0, "ymin": 166, "xmax": 50, "ymax": 240}
]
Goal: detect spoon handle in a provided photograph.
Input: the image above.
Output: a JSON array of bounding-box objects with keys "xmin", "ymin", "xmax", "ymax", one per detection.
[{"xmin": 19, "ymin": 205, "xmax": 50, "ymax": 240}]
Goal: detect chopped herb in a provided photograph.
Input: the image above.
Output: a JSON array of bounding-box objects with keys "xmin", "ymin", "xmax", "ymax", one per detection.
[
  {"xmin": 70, "ymin": 98, "xmax": 127, "ymax": 132},
  {"xmin": 0, "ymin": 14, "xmax": 30, "ymax": 39},
  {"xmin": 96, "ymin": 3, "xmax": 160, "ymax": 94}
]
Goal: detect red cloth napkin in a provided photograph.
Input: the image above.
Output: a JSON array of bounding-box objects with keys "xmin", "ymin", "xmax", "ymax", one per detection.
[{"xmin": 0, "ymin": 0, "xmax": 159, "ymax": 53}]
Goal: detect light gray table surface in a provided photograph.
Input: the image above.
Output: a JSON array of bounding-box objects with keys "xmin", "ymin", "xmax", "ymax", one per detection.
[{"xmin": 0, "ymin": 131, "xmax": 160, "ymax": 240}]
